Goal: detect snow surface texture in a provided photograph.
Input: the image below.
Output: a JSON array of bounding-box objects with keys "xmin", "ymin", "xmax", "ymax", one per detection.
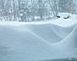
[{"xmin": 0, "ymin": 13, "xmax": 77, "ymax": 61}]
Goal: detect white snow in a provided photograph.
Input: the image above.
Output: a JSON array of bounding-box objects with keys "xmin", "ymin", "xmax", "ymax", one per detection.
[{"xmin": 0, "ymin": 13, "xmax": 77, "ymax": 61}]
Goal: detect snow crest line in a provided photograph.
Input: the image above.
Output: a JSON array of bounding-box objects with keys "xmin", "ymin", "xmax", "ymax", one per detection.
[{"xmin": 27, "ymin": 29, "xmax": 52, "ymax": 47}]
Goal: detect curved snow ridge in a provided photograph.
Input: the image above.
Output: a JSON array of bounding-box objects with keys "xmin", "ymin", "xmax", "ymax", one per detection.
[
  {"xmin": 26, "ymin": 24, "xmax": 74, "ymax": 43},
  {"xmin": 53, "ymin": 25, "xmax": 77, "ymax": 49},
  {"xmin": 0, "ymin": 17, "xmax": 77, "ymax": 60},
  {"xmin": 6, "ymin": 23, "xmax": 74, "ymax": 43}
]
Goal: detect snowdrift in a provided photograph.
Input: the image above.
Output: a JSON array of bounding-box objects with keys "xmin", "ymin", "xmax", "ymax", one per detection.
[{"xmin": 0, "ymin": 13, "xmax": 77, "ymax": 61}]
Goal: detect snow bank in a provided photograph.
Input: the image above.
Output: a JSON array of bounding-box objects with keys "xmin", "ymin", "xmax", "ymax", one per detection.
[{"xmin": 0, "ymin": 13, "xmax": 77, "ymax": 61}]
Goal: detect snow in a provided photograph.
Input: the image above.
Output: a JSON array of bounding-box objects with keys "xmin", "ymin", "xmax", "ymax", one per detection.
[
  {"xmin": 0, "ymin": 13, "xmax": 77, "ymax": 27},
  {"xmin": 0, "ymin": 13, "xmax": 77, "ymax": 61}
]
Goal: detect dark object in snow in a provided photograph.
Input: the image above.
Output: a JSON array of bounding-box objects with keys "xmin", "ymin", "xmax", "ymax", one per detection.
[
  {"xmin": 64, "ymin": 16, "xmax": 70, "ymax": 19},
  {"xmin": 56, "ymin": 16, "xmax": 60, "ymax": 18}
]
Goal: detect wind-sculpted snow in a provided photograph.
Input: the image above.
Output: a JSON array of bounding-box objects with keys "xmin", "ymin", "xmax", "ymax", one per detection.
[
  {"xmin": 0, "ymin": 21, "xmax": 77, "ymax": 61},
  {"xmin": 28, "ymin": 24, "xmax": 74, "ymax": 43},
  {"xmin": 55, "ymin": 25, "xmax": 77, "ymax": 49}
]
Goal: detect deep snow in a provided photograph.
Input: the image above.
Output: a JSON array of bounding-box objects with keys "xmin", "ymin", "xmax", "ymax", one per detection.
[{"xmin": 0, "ymin": 13, "xmax": 77, "ymax": 61}]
